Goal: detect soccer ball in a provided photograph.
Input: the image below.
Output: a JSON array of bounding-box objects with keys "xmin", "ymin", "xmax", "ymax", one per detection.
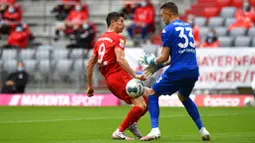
[{"xmin": 126, "ymin": 79, "xmax": 144, "ymax": 98}]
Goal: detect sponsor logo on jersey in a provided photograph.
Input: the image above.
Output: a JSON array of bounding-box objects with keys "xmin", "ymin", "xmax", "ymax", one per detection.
[{"xmin": 119, "ymin": 39, "xmax": 125, "ymax": 48}]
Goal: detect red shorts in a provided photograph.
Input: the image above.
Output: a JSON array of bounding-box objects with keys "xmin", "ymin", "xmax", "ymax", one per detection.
[{"xmin": 106, "ymin": 70, "xmax": 133, "ymax": 104}]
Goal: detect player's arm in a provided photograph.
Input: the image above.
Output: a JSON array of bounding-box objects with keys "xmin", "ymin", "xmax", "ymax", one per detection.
[
  {"xmin": 141, "ymin": 47, "xmax": 170, "ymax": 78},
  {"xmin": 86, "ymin": 54, "xmax": 97, "ymax": 97},
  {"xmin": 115, "ymin": 48, "xmax": 146, "ymax": 80},
  {"xmin": 140, "ymin": 26, "xmax": 172, "ymax": 66},
  {"xmin": 140, "ymin": 47, "xmax": 171, "ymax": 67},
  {"xmin": 154, "ymin": 46, "xmax": 171, "ymax": 64},
  {"xmin": 115, "ymin": 48, "xmax": 136, "ymax": 77}
]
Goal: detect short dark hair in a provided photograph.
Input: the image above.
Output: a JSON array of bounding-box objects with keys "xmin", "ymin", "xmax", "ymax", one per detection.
[
  {"xmin": 160, "ymin": 2, "xmax": 179, "ymax": 15},
  {"xmin": 106, "ymin": 12, "xmax": 125, "ymax": 27}
]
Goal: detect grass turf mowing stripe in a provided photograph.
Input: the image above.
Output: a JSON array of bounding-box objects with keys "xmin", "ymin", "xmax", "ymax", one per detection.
[{"xmin": 0, "ymin": 112, "xmax": 245, "ymax": 124}]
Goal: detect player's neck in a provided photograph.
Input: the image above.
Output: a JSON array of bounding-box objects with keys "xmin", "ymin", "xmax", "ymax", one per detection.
[
  {"xmin": 107, "ymin": 27, "xmax": 118, "ymax": 33},
  {"xmin": 170, "ymin": 16, "xmax": 179, "ymax": 23}
]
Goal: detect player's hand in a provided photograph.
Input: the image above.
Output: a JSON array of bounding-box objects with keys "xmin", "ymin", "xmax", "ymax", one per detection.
[
  {"xmin": 139, "ymin": 53, "xmax": 156, "ymax": 66},
  {"xmin": 143, "ymin": 63, "xmax": 167, "ymax": 78},
  {"xmin": 143, "ymin": 65, "xmax": 159, "ymax": 78},
  {"xmin": 86, "ymin": 87, "xmax": 94, "ymax": 97},
  {"xmin": 135, "ymin": 74, "xmax": 147, "ymax": 81}
]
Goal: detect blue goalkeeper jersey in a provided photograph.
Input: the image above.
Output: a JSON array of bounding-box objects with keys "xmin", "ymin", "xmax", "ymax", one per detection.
[{"xmin": 161, "ymin": 19, "xmax": 199, "ymax": 80}]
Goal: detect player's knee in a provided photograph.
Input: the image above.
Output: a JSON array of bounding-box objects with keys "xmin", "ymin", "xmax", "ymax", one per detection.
[
  {"xmin": 131, "ymin": 97, "xmax": 147, "ymax": 111},
  {"xmin": 177, "ymin": 92, "xmax": 187, "ymax": 102},
  {"xmin": 143, "ymin": 87, "xmax": 155, "ymax": 97}
]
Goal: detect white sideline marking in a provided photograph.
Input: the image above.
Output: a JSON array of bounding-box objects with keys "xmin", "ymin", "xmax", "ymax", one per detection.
[{"xmin": 0, "ymin": 113, "xmax": 241, "ymax": 124}]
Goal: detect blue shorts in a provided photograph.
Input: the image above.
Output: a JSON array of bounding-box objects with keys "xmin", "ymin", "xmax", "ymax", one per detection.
[{"xmin": 152, "ymin": 74, "xmax": 198, "ymax": 97}]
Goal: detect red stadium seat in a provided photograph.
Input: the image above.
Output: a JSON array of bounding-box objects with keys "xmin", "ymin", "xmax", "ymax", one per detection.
[
  {"xmin": 185, "ymin": 9, "xmax": 192, "ymax": 15},
  {"xmin": 250, "ymin": 0, "xmax": 255, "ymax": 7},
  {"xmin": 179, "ymin": 15, "xmax": 187, "ymax": 22},
  {"xmin": 151, "ymin": 33, "xmax": 161, "ymax": 45},
  {"xmin": 203, "ymin": 7, "xmax": 220, "ymax": 18},
  {"xmin": 216, "ymin": 0, "xmax": 231, "ymax": 8},
  {"xmin": 232, "ymin": 0, "xmax": 243, "ymax": 8}
]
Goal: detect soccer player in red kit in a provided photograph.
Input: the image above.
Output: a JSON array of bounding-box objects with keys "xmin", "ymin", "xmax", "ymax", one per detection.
[{"xmin": 86, "ymin": 12, "xmax": 148, "ymax": 140}]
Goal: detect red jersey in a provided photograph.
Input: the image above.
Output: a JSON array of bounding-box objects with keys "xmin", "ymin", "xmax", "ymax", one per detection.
[
  {"xmin": 93, "ymin": 32, "xmax": 126, "ymax": 78},
  {"xmin": 133, "ymin": 5, "xmax": 154, "ymax": 24},
  {"xmin": 8, "ymin": 30, "xmax": 29, "ymax": 48},
  {"xmin": 235, "ymin": 8, "xmax": 255, "ymax": 23}
]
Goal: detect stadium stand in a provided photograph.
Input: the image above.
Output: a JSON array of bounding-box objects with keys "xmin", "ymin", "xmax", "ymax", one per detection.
[
  {"xmin": 218, "ymin": 36, "xmax": 234, "ymax": 47},
  {"xmin": 214, "ymin": 27, "xmax": 228, "ymax": 36},
  {"xmin": 3, "ymin": 60, "xmax": 17, "ymax": 73},
  {"xmin": 194, "ymin": 17, "xmax": 207, "ymax": 26},
  {"xmin": 208, "ymin": 17, "xmax": 224, "ymax": 27},
  {"xmin": 248, "ymin": 27, "xmax": 255, "ymax": 36},
  {"xmin": 233, "ymin": 36, "xmax": 251, "ymax": 47},
  {"xmin": 19, "ymin": 49, "xmax": 35, "ymax": 59},
  {"xmin": 229, "ymin": 27, "xmax": 247, "ymax": 37},
  {"xmin": 220, "ymin": 7, "xmax": 237, "ymax": 18}
]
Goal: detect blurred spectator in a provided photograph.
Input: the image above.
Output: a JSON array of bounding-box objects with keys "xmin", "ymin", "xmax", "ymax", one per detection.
[
  {"xmin": 0, "ymin": 1, "xmax": 22, "ymax": 35},
  {"xmin": 1, "ymin": 80, "xmax": 17, "ymax": 93},
  {"xmin": 0, "ymin": 0, "xmax": 18, "ymax": 14},
  {"xmin": 1, "ymin": 61, "xmax": 29, "ymax": 94},
  {"xmin": 200, "ymin": 28, "xmax": 220, "ymax": 48},
  {"xmin": 66, "ymin": 21, "xmax": 96, "ymax": 49},
  {"xmin": 120, "ymin": 2, "xmax": 137, "ymax": 20},
  {"xmin": 187, "ymin": 14, "xmax": 200, "ymax": 47},
  {"xmin": 0, "ymin": 0, "xmax": 8, "ymax": 14},
  {"xmin": 228, "ymin": 16, "xmax": 253, "ymax": 31},
  {"xmin": 2, "ymin": 24, "xmax": 30, "ymax": 49},
  {"xmin": 3, "ymin": 5, "xmax": 22, "ymax": 22},
  {"xmin": 235, "ymin": 0, "xmax": 255, "ymax": 23},
  {"xmin": 54, "ymin": 3, "xmax": 89, "ymax": 41},
  {"xmin": 51, "ymin": 0, "xmax": 82, "ymax": 21},
  {"xmin": 127, "ymin": 0, "xmax": 155, "ymax": 41}
]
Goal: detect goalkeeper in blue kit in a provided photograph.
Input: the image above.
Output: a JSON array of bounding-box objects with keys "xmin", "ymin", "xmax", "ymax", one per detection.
[{"xmin": 139, "ymin": 2, "xmax": 210, "ymax": 141}]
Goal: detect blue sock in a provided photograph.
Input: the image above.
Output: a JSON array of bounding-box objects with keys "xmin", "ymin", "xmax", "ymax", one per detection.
[
  {"xmin": 148, "ymin": 95, "xmax": 159, "ymax": 128},
  {"xmin": 182, "ymin": 97, "xmax": 204, "ymax": 130}
]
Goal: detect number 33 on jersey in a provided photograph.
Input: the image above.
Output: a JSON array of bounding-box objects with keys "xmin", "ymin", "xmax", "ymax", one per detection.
[
  {"xmin": 162, "ymin": 20, "xmax": 196, "ymax": 52},
  {"xmin": 161, "ymin": 19, "xmax": 198, "ymax": 72}
]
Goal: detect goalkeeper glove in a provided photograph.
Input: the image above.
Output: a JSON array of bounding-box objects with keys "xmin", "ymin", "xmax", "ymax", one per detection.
[
  {"xmin": 143, "ymin": 64, "xmax": 165, "ymax": 78},
  {"xmin": 139, "ymin": 53, "xmax": 156, "ymax": 66}
]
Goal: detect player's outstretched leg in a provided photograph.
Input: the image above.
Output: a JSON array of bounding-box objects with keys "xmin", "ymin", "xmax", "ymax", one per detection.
[
  {"xmin": 178, "ymin": 93, "xmax": 210, "ymax": 141},
  {"xmin": 128, "ymin": 96, "xmax": 148, "ymax": 139},
  {"xmin": 112, "ymin": 96, "xmax": 147, "ymax": 140},
  {"xmin": 140, "ymin": 95, "xmax": 161, "ymax": 141}
]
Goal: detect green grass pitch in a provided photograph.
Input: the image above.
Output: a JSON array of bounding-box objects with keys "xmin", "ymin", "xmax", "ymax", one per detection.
[{"xmin": 0, "ymin": 106, "xmax": 255, "ymax": 143}]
